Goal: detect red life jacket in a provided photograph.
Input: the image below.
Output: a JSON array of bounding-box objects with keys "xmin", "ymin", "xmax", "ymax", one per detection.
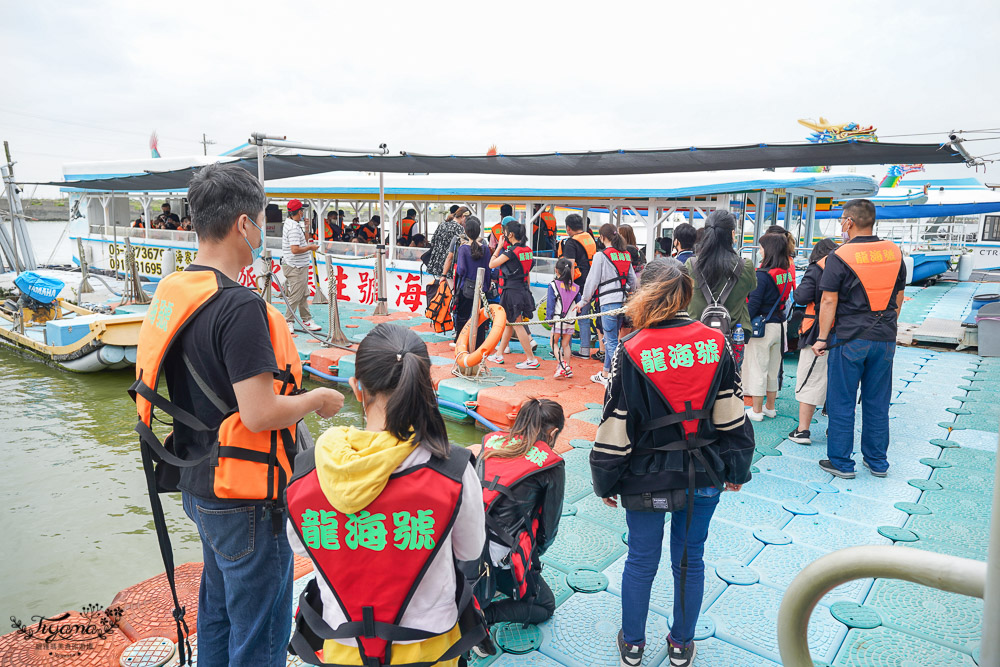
[
  {"xmin": 477, "ymin": 434, "xmax": 564, "ymax": 600},
  {"xmin": 766, "ymin": 266, "xmax": 795, "ymax": 310},
  {"xmin": 286, "ymin": 445, "xmax": 486, "ymax": 667},
  {"xmin": 499, "ymin": 245, "xmax": 532, "ymax": 289},
  {"xmin": 621, "ymin": 322, "xmax": 727, "ymax": 474},
  {"xmin": 596, "ymin": 247, "xmax": 632, "ymax": 299},
  {"xmin": 834, "ymin": 239, "xmax": 903, "ymax": 312}
]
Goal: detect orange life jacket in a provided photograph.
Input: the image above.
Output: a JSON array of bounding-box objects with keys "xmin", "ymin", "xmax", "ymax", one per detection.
[
  {"xmin": 800, "ymin": 256, "xmax": 828, "ymax": 336},
  {"xmin": 324, "ymin": 218, "xmax": 342, "ymax": 241},
  {"xmin": 557, "ymin": 232, "xmax": 597, "ymax": 280},
  {"xmin": 399, "ymin": 218, "xmax": 417, "ymax": 238},
  {"xmin": 834, "ymin": 239, "xmax": 903, "ymax": 312},
  {"xmin": 130, "ymin": 270, "xmax": 302, "ymax": 502},
  {"xmin": 359, "ymin": 224, "xmax": 379, "ymax": 242},
  {"xmin": 533, "ymin": 211, "xmax": 557, "ymax": 235},
  {"xmin": 424, "ymin": 279, "xmax": 454, "ymax": 333}
]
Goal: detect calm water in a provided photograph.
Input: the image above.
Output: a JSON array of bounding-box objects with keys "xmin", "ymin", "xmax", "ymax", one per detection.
[{"xmin": 0, "ymin": 221, "xmax": 481, "ymax": 623}]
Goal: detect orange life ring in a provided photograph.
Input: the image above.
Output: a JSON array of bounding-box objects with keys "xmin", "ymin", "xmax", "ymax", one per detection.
[{"xmin": 455, "ymin": 304, "xmax": 506, "ymax": 368}]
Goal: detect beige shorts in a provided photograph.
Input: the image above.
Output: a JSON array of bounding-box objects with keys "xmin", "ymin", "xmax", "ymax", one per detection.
[
  {"xmin": 794, "ymin": 345, "xmax": 828, "ymax": 407},
  {"xmin": 744, "ymin": 322, "xmax": 783, "ymax": 396}
]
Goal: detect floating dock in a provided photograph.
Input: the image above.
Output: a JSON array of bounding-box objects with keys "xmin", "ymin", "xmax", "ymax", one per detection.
[{"xmin": 1, "ymin": 290, "xmax": 996, "ymax": 665}]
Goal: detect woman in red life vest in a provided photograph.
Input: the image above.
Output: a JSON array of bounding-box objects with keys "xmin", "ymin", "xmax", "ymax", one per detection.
[
  {"xmin": 789, "ymin": 239, "xmax": 838, "ymax": 444},
  {"xmin": 589, "ymin": 258, "xmax": 754, "ymax": 667},
  {"xmin": 580, "ymin": 224, "xmax": 638, "ymax": 387},
  {"xmin": 487, "ymin": 220, "xmax": 540, "ymax": 369},
  {"xmin": 470, "ymin": 399, "xmax": 566, "ymax": 656},
  {"xmin": 744, "ymin": 233, "xmax": 796, "ymax": 421},
  {"xmin": 546, "ymin": 258, "xmax": 581, "ymax": 379},
  {"xmin": 285, "ymin": 323, "xmax": 487, "ymax": 667}
]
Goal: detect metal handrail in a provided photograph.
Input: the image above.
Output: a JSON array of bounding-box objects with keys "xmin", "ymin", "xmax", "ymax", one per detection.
[{"xmin": 777, "ymin": 546, "xmax": 987, "ymax": 666}]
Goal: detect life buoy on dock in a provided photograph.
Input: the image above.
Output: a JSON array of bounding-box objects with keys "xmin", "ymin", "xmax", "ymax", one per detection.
[{"xmin": 455, "ymin": 304, "xmax": 506, "ymax": 368}]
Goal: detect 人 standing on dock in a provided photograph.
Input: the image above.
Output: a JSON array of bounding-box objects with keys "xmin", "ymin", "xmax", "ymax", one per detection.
[
  {"xmin": 281, "ymin": 199, "xmax": 322, "ymax": 333},
  {"xmin": 131, "ymin": 164, "xmax": 345, "ymax": 667},
  {"xmin": 813, "ymin": 199, "xmax": 907, "ymax": 479},
  {"xmin": 589, "ymin": 257, "xmax": 754, "ymax": 667},
  {"xmin": 488, "ymin": 220, "xmax": 540, "ymax": 369}
]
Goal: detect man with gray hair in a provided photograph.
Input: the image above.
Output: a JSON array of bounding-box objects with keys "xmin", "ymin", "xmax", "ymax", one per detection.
[{"xmin": 281, "ymin": 199, "xmax": 322, "ymax": 332}]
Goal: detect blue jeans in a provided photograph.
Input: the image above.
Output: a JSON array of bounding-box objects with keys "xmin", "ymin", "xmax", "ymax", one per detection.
[
  {"xmin": 578, "ymin": 300, "xmax": 595, "ymax": 353},
  {"xmin": 182, "ymin": 493, "xmax": 294, "ymax": 667},
  {"xmin": 601, "ymin": 302, "xmax": 622, "ymax": 373},
  {"xmin": 826, "ymin": 337, "xmax": 895, "ymax": 473},
  {"xmin": 621, "ymin": 487, "xmax": 721, "ymax": 645}
]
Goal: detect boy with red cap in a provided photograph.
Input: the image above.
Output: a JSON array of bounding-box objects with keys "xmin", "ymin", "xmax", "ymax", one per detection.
[{"xmin": 281, "ymin": 199, "xmax": 322, "ymax": 332}]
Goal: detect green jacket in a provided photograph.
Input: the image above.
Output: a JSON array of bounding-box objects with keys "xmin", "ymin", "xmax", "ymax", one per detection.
[{"xmin": 685, "ymin": 256, "xmax": 758, "ymax": 331}]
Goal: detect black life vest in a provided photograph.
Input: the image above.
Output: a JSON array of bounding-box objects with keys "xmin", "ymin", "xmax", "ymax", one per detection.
[
  {"xmin": 477, "ymin": 434, "xmax": 563, "ymax": 600},
  {"xmin": 286, "ymin": 445, "xmax": 487, "ymax": 667},
  {"xmin": 596, "ymin": 248, "xmax": 632, "ymax": 299},
  {"xmin": 500, "ymin": 245, "xmax": 532, "ymax": 290},
  {"xmin": 800, "ymin": 256, "xmax": 828, "ymax": 336}
]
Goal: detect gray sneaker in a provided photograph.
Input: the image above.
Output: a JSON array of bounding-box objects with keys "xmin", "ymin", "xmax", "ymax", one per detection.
[
  {"xmin": 667, "ymin": 639, "xmax": 697, "ymax": 666},
  {"xmin": 617, "ymin": 630, "xmax": 643, "ymax": 667},
  {"xmin": 863, "ymin": 460, "xmax": 888, "ymax": 478},
  {"xmin": 819, "ymin": 459, "xmax": 855, "ymax": 479}
]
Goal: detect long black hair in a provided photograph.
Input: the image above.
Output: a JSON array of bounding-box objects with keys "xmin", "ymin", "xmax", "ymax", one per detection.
[
  {"xmin": 694, "ymin": 209, "xmax": 738, "ymax": 287},
  {"xmin": 506, "ymin": 220, "xmax": 527, "ymax": 244},
  {"xmin": 484, "ymin": 398, "xmax": 565, "ymax": 460},
  {"xmin": 353, "ymin": 323, "xmax": 449, "ymax": 457},
  {"xmin": 599, "ymin": 223, "xmax": 627, "ymax": 253},
  {"xmin": 809, "ymin": 237, "xmax": 838, "ymax": 264},
  {"xmin": 554, "ymin": 258, "xmax": 573, "ymax": 287},
  {"xmin": 465, "ymin": 216, "xmax": 483, "ymax": 260}
]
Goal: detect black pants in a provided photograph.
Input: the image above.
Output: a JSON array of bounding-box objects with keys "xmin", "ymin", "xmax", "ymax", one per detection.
[
  {"xmin": 454, "ymin": 292, "xmax": 489, "ymax": 344},
  {"xmin": 482, "ymin": 568, "xmax": 555, "ymax": 626}
]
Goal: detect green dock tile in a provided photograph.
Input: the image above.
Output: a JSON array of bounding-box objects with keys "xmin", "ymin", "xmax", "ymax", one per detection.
[
  {"xmin": 866, "ymin": 578, "xmax": 983, "ymax": 653},
  {"xmin": 539, "ymin": 516, "xmax": 626, "ymax": 574},
  {"xmin": 833, "ymin": 626, "xmax": 977, "ymax": 666},
  {"xmin": 573, "ymin": 493, "xmax": 628, "ymax": 532}
]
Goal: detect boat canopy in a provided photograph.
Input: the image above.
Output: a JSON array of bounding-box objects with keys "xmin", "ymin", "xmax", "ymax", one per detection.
[{"xmin": 48, "ymin": 140, "xmax": 962, "ymax": 193}]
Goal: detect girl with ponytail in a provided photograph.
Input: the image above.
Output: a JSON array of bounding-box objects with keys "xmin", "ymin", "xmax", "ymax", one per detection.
[
  {"xmin": 453, "ymin": 216, "xmax": 493, "ymax": 346},
  {"xmin": 287, "ymin": 323, "xmax": 486, "ymax": 667},
  {"xmin": 472, "ymin": 398, "xmax": 566, "ymax": 644},
  {"xmin": 580, "ymin": 223, "xmax": 638, "ymax": 386}
]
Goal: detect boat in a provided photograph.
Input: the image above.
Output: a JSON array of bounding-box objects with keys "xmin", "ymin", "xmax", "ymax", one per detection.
[{"xmin": 0, "ymin": 270, "xmax": 144, "ymax": 372}]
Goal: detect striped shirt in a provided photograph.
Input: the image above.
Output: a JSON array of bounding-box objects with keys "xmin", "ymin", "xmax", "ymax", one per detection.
[{"xmin": 281, "ymin": 217, "xmax": 312, "ymax": 267}]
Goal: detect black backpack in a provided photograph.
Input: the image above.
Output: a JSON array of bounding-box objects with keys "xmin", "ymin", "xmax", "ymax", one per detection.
[{"xmin": 694, "ymin": 259, "xmax": 744, "ymax": 336}]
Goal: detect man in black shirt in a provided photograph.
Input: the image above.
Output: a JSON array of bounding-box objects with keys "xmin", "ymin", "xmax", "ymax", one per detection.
[
  {"xmin": 160, "ymin": 201, "xmax": 181, "ymax": 225},
  {"xmin": 561, "ymin": 214, "xmax": 601, "ymax": 360},
  {"xmin": 814, "ymin": 199, "xmax": 906, "ymax": 479},
  {"xmin": 159, "ymin": 164, "xmax": 343, "ymax": 666}
]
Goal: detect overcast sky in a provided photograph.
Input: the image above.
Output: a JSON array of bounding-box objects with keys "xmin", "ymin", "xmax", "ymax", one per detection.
[{"xmin": 3, "ymin": 0, "xmax": 999, "ymax": 196}]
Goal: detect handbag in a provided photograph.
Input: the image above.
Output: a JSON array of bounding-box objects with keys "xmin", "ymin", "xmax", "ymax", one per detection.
[{"xmin": 751, "ymin": 281, "xmax": 791, "ymax": 338}]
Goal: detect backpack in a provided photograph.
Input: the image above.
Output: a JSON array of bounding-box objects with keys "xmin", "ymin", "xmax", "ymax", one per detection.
[
  {"xmin": 694, "ymin": 258, "xmax": 743, "ymax": 337},
  {"xmin": 424, "ymin": 278, "xmax": 454, "ymax": 333}
]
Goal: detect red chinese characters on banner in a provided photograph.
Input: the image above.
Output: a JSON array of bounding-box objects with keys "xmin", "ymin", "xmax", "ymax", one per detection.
[
  {"xmin": 357, "ymin": 271, "xmax": 378, "ymax": 305},
  {"xmin": 395, "ymin": 273, "xmax": 425, "ymax": 313},
  {"xmin": 334, "ymin": 266, "xmax": 351, "ymax": 302},
  {"xmin": 237, "ymin": 259, "xmax": 283, "ymax": 294}
]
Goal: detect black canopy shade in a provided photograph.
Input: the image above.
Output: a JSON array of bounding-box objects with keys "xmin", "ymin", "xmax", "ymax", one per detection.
[{"xmin": 50, "ymin": 141, "xmax": 965, "ymax": 192}]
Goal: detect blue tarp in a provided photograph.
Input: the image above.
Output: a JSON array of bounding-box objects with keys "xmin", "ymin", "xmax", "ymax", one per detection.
[{"xmin": 14, "ymin": 271, "xmax": 65, "ymax": 304}]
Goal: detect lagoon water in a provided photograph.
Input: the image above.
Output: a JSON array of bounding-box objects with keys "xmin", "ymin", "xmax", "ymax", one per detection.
[{"xmin": 0, "ymin": 221, "xmax": 481, "ymax": 623}]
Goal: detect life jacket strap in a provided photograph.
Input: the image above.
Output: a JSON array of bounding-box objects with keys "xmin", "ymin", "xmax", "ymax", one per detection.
[
  {"xmin": 130, "ymin": 375, "xmax": 214, "ymax": 433},
  {"xmin": 638, "ymin": 404, "xmax": 713, "ymax": 432}
]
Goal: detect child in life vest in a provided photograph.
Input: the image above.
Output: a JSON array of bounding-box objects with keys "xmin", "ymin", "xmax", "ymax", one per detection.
[
  {"xmin": 487, "ymin": 221, "xmax": 540, "ymax": 370},
  {"xmin": 470, "ymin": 398, "xmax": 566, "ymax": 657},
  {"xmin": 285, "ymin": 323, "xmax": 486, "ymax": 666},
  {"xmin": 545, "ymin": 258, "xmax": 580, "ymax": 379}
]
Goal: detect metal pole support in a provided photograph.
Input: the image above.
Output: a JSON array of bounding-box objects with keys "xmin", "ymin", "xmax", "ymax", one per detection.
[
  {"xmin": 457, "ymin": 267, "xmax": 486, "ymax": 378},
  {"xmin": 373, "ymin": 245, "xmax": 388, "ymax": 316},
  {"xmin": 777, "ymin": 545, "xmax": 988, "ymax": 667},
  {"xmin": 980, "ymin": 424, "xmax": 1000, "ymax": 666}
]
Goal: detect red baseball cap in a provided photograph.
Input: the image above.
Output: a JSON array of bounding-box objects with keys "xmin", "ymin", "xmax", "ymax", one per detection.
[{"xmin": 287, "ymin": 199, "xmax": 304, "ymax": 212}]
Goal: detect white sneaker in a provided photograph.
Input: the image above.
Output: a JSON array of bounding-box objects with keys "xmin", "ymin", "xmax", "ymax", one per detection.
[
  {"xmin": 503, "ymin": 345, "xmax": 511, "ymax": 354},
  {"xmin": 448, "ymin": 342, "xmax": 456, "ymax": 348},
  {"xmin": 302, "ymin": 319, "xmax": 322, "ymax": 332},
  {"xmin": 516, "ymin": 358, "xmax": 540, "ymax": 370},
  {"xmin": 762, "ymin": 406, "xmax": 777, "ymax": 418},
  {"xmin": 591, "ymin": 372, "xmax": 609, "ymax": 387},
  {"xmin": 487, "ymin": 353, "xmax": 504, "ymax": 365},
  {"xmin": 287, "ymin": 322, "xmax": 295, "ymax": 333},
  {"xmin": 746, "ymin": 408, "xmax": 764, "ymax": 422}
]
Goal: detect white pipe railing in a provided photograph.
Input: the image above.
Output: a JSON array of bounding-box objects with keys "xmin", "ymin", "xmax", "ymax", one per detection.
[{"xmin": 777, "ymin": 546, "xmax": 989, "ymax": 666}]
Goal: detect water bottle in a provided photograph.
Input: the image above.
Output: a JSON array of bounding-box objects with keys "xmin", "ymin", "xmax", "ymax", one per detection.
[{"xmin": 732, "ymin": 324, "xmax": 745, "ymax": 367}]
